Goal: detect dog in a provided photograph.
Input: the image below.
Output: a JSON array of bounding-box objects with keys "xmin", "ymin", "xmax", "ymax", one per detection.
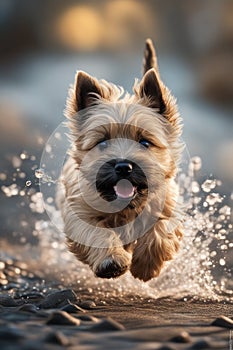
[{"xmin": 57, "ymin": 39, "xmax": 184, "ymax": 282}]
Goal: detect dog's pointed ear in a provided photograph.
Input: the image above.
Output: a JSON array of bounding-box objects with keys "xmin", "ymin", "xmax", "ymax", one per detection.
[
  {"xmin": 75, "ymin": 71, "xmax": 103, "ymax": 110},
  {"xmin": 143, "ymin": 38, "xmax": 160, "ymax": 77},
  {"xmin": 139, "ymin": 68, "xmax": 166, "ymax": 114}
]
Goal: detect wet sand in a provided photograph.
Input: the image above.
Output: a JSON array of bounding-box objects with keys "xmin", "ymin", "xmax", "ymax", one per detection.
[{"xmin": 0, "ymin": 258, "xmax": 233, "ymax": 350}]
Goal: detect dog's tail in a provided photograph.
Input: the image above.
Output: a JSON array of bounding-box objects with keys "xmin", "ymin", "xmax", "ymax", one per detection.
[{"xmin": 143, "ymin": 38, "xmax": 160, "ymax": 77}]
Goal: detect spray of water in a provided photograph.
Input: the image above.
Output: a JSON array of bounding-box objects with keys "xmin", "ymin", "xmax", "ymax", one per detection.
[{"xmin": 0, "ymin": 150, "xmax": 232, "ymax": 302}]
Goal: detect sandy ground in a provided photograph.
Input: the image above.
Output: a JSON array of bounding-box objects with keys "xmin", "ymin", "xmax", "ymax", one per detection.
[
  {"xmin": 0, "ymin": 290, "xmax": 233, "ymax": 350},
  {"xmin": 0, "ymin": 257, "xmax": 233, "ymax": 350}
]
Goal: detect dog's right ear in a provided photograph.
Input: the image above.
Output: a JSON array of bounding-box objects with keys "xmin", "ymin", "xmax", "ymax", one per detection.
[
  {"xmin": 74, "ymin": 71, "xmax": 103, "ymax": 111},
  {"xmin": 143, "ymin": 38, "xmax": 160, "ymax": 77},
  {"xmin": 138, "ymin": 68, "xmax": 166, "ymax": 114}
]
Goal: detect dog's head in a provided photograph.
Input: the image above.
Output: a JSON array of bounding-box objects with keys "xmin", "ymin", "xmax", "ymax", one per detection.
[{"xmin": 65, "ymin": 40, "xmax": 183, "ymax": 214}]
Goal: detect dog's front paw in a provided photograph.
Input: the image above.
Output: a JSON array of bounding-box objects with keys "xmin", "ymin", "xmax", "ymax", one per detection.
[
  {"xmin": 130, "ymin": 259, "xmax": 160, "ymax": 282},
  {"xmin": 130, "ymin": 245, "xmax": 163, "ymax": 282},
  {"xmin": 95, "ymin": 257, "xmax": 129, "ymax": 279}
]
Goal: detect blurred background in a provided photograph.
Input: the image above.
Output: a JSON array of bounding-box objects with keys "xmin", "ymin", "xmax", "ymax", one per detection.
[{"xmin": 0, "ymin": 0, "xmax": 232, "ymax": 241}]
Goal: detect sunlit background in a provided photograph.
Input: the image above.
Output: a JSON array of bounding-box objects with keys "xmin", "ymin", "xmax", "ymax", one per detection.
[{"xmin": 0, "ymin": 0, "xmax": 232, "ymax": 242}]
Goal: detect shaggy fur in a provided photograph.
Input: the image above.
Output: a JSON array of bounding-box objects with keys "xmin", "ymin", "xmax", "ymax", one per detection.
[{"xmin": 57, "ymin": 39, "xmax": 184, "ymax": 282}]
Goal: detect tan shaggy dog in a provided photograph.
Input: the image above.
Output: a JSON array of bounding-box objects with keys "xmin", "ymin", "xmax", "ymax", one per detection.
[{"xmin": 57, "ymin": 39, "xmax": 184, "ymax": 282}]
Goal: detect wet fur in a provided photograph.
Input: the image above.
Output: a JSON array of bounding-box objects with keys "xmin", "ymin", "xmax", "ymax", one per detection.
[{"xmin": 57, "ymin": 39, "xmax": 184, "ymax": 282}]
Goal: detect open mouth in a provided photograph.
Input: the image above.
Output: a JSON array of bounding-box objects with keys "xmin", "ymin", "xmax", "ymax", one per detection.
[{"xmin": 113, "ymin": 179, "xmax": 137, "ymax": 200}]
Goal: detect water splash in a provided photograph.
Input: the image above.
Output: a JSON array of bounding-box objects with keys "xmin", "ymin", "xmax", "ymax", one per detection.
[
  {"xmin": 34, "ymin": 159, "xmax": 233, "ymax": 302},
  {"xmin": 0, "ymin": 153, "xmax": 232, "ymax": 303}
]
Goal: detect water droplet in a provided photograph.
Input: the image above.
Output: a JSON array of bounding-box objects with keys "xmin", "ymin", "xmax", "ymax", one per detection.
[
  {"xmin": 1, "ymin": 184, "xmax": 19, "ymax": 197},
  {"xmin": 51, "ymin": 242, "xmax": 59, "ymax": 248},
  {"xmin": 26, "ymin": 180, "xmax": 32, "ymax": 187},
  {"xmin": 46, "ymin": 197, "xmax": 53, "ymax": 204},
  {"xmin": 55, "ymin": 132, "xmax": 61, "ymax": 140},
  {"xmin": 215, "ymin": 224, "xmax": 222, "ymax": 230},
  {"xmin": 45, "ymin": 144, "xmax": 52, "ymax": 153},
  {"xmin": 35, "ymin": 168, "xmax": 44, "ymax": 179},
  {"xmin": 29, "ymin": 192, "xmax": 44, "ymax": 213},
  {"xmin": 20, "ymin": 237, "xmax": 26, "ymax": 243},
  {"xmin": 219, "ymin": 259, "xmax": 225, "ymax": 266},
  {"xmin": 210, "ymin": 251, "xmax": 217, "ymax": 257},
  {"xmin": 201, "ymin": 179, "xmax": 217, "ymax": 193},
  {"xmin": 20, "ymin": 152, "xmax": 28, "ymax": 160},
  {"xmin": 12, "ymin": 156, "xmax": 22, "ymax": 168},
  {"xmin": 37, "ymin": 137, "xmax": 44, "ymax": 145},
  {"xmin": 18, "ymin": 172, "xmax": 25, "ymax": 179},
  {"xmin": 190, "ymin": 156, "xmax": 202, "ymax": 172},
  {"xmin": 206, "ymin": 193, "xmax": 223, "ymax": 206},
  {"xmin": 219, "ymin": 205, "xmax": 231, "ymax": 216},
  {"xmin": 193, "ymin": 196, "xmax": 201, "ymax": 205},
  {"xmin": 191, "ymin": 181, "xmax": 200, "ymax": 193}
]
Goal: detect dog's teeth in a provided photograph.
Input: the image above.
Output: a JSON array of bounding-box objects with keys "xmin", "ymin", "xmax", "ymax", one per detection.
[{"xmin": 114, "ymin": 179, "xmax": 136, "ymax": 199}]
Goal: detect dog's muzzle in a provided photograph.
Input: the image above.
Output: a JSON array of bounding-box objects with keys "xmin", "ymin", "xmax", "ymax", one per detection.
[
  {"xmin": 115, "ymin": 161, "xmax": 133, "ymax": 177},
  {"xmin": 96, "ymin": 159, "xmax": 148, "ymax": 202}
]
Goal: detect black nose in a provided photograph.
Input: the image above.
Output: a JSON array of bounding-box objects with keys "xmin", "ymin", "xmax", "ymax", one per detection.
[{"xmin": 115, "ymin": 161, "xmax": 133, "ymax": 177}]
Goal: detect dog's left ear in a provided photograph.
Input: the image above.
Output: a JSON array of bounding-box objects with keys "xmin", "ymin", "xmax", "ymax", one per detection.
[
  {"xmin": 138, "ymin": 68, "xmax": 166, "ymax": 114},
  {"xmin": 75, "ymin": 71, "xmax": 104, "ymax": 111}
]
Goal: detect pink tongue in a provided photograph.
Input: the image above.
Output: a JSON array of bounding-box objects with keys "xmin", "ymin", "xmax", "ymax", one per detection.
[{"xmin": 114, "ymin": 179, "xmax": 135, "ymax": 199}]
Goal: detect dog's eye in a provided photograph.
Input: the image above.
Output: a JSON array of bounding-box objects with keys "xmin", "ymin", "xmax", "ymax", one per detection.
[
  {"xmin": 98, "ymin": 140, "xmax": 108, "ymax": 150},
  {"xmin": 139, "ymin": 139, "xmax": 152, "ymax": 148}
]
